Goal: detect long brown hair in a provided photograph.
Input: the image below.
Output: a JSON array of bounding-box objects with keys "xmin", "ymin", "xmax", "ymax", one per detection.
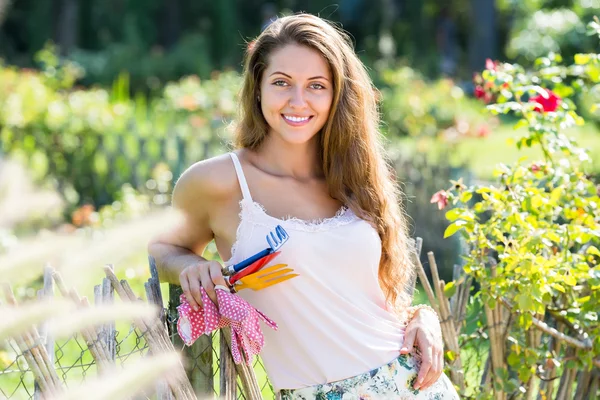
[{"xmin": 234, "ymin": 13, "xmax": 415, "ymax": 314}]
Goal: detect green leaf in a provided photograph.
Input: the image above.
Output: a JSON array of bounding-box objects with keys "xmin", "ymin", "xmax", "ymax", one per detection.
[
  {"xmin": 551, "ymin": 283, "xmax": 565, "ymax": 293},
  {"xmin": 460, "ymin": 191, "xmax": 473, "ymax": 203},
  {"xmin": 444, "ymin": 281, "xmax": 457, "ymax": 298},
  {"xmin": 563, "ymin": 274, "xmax": 577, "ymax": 286},
  {"xmin": 513, "ymin": 119, "xmax": 529, "ymax": 130},
  {"xmin": 445, "ymin": 208, "xmax": 463, "ymax": 222},
  {"xmin": 575, "ymin": 53, "xmax": 592, "ymax": 65},
  {"xmin": 517, "ymin": 292, "xmax": 534, "ymax": 312},
  {"xmin": 444, "ymin": 220, "xmax": 467, "ymax": 238},
  {"xmin": 586, "ymin": 246, "xmax": 600, "ymax": 257}
]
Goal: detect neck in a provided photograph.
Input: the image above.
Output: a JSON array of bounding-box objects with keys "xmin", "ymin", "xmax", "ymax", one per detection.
[{"xmin": 254, "ymin": 132, "xmax": 322, "ymax": 180}]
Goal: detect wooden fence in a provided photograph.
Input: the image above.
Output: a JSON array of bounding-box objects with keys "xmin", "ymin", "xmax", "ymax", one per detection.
[{"xmin": 2, "ymin": 240, "xmax": 599, "ymax": 399}]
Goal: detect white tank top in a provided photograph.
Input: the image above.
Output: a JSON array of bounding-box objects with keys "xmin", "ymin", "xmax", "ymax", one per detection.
[{"xmin": 225, "ymin": 152, "xmax": 406, "ymax": 391}]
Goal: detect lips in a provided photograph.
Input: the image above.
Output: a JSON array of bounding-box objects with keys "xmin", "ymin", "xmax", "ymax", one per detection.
[{"xmin": 281, "ymin": 114, "xmax": 313, "ymax": 126}]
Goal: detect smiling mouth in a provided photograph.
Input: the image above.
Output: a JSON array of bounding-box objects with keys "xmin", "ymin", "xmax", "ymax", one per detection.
[{"xmin": 281, "ymin": 114, "xmax": 314, "ymax": 125}]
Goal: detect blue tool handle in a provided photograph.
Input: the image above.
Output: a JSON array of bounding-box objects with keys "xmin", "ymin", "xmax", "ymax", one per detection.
[{"xmin": 231, "ymin": 248, "xmax": 272, "ymax": 273}]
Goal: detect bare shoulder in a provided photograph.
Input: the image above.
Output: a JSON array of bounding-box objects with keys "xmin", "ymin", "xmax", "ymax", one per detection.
[{"xmin": 172, "ymin": 152, "xmax": 239, "ymax": 214}]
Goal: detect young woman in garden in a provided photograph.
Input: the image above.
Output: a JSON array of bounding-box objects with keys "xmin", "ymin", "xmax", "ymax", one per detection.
[{"xmin": 148, "ymin": 13, "xmax": 459, "ymax": 399}]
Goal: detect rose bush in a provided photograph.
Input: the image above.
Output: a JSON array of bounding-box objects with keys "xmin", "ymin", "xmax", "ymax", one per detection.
[{"xmin": 434, "ymin": 19, "xmax": 600, "ymax": 398}]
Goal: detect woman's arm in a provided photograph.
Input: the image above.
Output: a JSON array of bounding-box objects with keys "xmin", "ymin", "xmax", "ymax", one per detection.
[{"xmin": 148, "ymin": 158, "xmax": 228, "ymax": 309}]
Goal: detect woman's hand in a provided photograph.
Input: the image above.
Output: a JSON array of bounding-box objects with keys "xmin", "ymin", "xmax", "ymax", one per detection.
[
  {"xmin": 400, "ymin": 308, "xmax": 444, "ymax": 391},
  {"xmin": 179, "ymin": 260, "xmax": 228, "ymax": 311}
]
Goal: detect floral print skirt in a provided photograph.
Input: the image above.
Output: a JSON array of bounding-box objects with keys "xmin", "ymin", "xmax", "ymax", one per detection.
[{"xmin": 279, "ymin": 352, "xmax": 460, "ymax": 400}]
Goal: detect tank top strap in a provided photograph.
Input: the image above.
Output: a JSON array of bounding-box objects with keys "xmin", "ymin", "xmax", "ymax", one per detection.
[{"xmin": 229, "ymin": 152, "xmax": 253, "ymax": 202}]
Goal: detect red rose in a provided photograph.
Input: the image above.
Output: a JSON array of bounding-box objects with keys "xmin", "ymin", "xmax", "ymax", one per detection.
[
  {"xmin": 474, "ymin": 86, "xmax": 486, "ymax": 99},
  {"xmin": 430, "ymin": 190, "xmax": 449, "ymax": 210},
  {"xmin": 530, "ymin": 89, "xmax": 561, "ymax": 113}
]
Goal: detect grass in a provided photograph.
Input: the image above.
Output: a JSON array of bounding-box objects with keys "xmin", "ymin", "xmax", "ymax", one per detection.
[{"xmin": 397, "ymin": 122, "xmax": 600, "ymax": 181}]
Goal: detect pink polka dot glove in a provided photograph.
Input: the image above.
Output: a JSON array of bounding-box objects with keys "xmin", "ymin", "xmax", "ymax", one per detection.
[{"xmin": 176, "ymin": 285, "xmax": 277, "ymax": 365}]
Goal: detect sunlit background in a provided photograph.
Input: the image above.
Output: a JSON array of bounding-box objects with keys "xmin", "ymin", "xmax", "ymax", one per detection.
[{"xmin": 1, "ymin": 0, "xmax": 600, "ymax": 399}]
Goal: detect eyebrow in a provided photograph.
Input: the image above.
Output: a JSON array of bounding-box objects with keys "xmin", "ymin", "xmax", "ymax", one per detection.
[{"xmin": 269, "ymin": 71, "xmax": 330, "ymax": 81}]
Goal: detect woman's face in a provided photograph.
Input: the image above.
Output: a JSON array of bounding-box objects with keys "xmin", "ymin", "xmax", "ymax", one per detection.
[{"xmin": 259, "ymin": 44, "xmax": 333, "ymax": 146}]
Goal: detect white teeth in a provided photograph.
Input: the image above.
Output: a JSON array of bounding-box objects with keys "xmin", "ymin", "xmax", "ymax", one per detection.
[{"xmin": 284, "ymin": 115, "xmax": 310, "ymax": 122}]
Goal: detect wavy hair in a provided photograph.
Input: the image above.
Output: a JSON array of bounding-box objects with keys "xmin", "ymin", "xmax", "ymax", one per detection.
[{"xmin": 234, "ymin": 13, "xmax": 415, "ymax": 314}]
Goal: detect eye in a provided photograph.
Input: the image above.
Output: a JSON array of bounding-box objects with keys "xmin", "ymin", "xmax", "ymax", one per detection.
[
  {"xmin": 310, "ymin": 83, "xmax": 326, "ymax": 90},
  {"xmin": 273, "ymin": 80, "xmax": 288, "ymax": 87}
]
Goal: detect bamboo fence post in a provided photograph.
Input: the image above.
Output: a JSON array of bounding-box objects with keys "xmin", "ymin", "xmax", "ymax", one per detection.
[
  {"xmin": 219, "ymin": 330, "xmax": 237, "ymax": 400},
  {"xmin": 2, "ymin": 282, "xmax": 62, "ymax": 397},
  {"xmin": 145, "ymin": 259, "xmax": 175, "ymax": 400},
  {"xmin": 34, "ymin": 264, "xmax": 57, "ymax": 399},
  {"xmin": 102, "ymin": 273, "xmax": 116, "ymax": 360},
  {"xmin": 539, "ymin": 323, "xmax": 563, "ymax": 399},
  {"xmin": 410, "ymin": 238, "xmax": 466, "ymax": 392},
  {"xmin": 555, "ymin": 363, "xmax": 577, "ymax": 400},
  {"xmin": 427, "ymin": 252, "xmax": 465, "ymax": 390},
  {"xmin": 51, "ymin": 272, "xmax": 112, "ymax": 370},
  {"xmin": 411, "ymin": 242, "xmax": 440, "ymax": 315},
  {"xmin": 587, "ymin": 372, "xmax": 599, "ymax": 400},
  {"xmin": 94, "ymin": 277, "xmax": 115, "ymax": 366},
  {"xmin": 219, "ymin": 326, "xmax": 263, "ymax": 400},
  {"xmin": 482, "ymin": 261, "xmax": 507, "ymax": 400},
  {"xmin": 103, "ymin": 266, "xmax": 196, "ymax": 400},
  {"xmin": 573, "ymin": 370, "xmax": 593, "ymax": 400}
]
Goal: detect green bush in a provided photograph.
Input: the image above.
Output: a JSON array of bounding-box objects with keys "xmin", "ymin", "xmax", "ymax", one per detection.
[
  {"xmin": 0, "ymin": 45, "xmax": 241, "ymax": 216},
  {"xmin": 437, "ymin": 19, "xmax": 600, "ymax": 398},
  {"xmin": 379, "ymin": 66, "xmax": 488, "ymax": 139}
]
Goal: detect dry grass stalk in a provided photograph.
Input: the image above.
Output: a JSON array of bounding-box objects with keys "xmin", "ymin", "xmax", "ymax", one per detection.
[
  {"xmin": 102, "ymin": 266, "xmax": 196, "ymax": 400},
  {"xmin": 52, "ymin": 351, "xmax": 183, "ymax": 400},
  {"xmin": 2, "ymin": 283, "xmax": 62, "ymax": 397}
]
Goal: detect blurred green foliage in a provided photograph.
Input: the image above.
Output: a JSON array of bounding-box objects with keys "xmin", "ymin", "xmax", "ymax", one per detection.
[
  {"xmin": 0, "ymin": 45, "xmax": 240, "ymax": 215},
  {"xmin": 379, "ymin": 65, "xmax": 488, "ymax": 139}
]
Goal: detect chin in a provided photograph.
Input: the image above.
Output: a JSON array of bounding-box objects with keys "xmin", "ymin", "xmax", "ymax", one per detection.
[{"xmin": 280, "ymin": 130, "xmax": 319, "ymax": 145}]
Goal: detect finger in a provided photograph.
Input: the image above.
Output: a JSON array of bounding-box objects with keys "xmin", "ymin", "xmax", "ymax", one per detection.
[
  {"xmin": 420, "ymin": 349, "xmax": 441, "ymax": 390},
  {"xmin": 180, "ymin": 273, "xmax": 195, "ymax": 308},
  {"xmin": 187, "ymin": 272, "xmax": 204, "ymax": 311},
  {"xmin": 180, "ymin": 272, "xmax": 201, "ymax": 311},
  {"xmin": 414, "ymin": 346, "xmax": 432, "ymax": 390},
  {"xmin": 400, "ymin": 329, "xmax": 416, "ymax": 354},
  {"xmin": 199, "ymin": 265, "xmax": 217, "ymax": 305},
  {"xmin": 208, "ymin": 261, "xmax": 228, "ymax": 287}
]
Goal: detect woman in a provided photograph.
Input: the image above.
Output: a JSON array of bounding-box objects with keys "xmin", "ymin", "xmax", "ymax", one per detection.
[{"xmin": 149, "ymin": 13, "xmax": 460, "ymax": 399}]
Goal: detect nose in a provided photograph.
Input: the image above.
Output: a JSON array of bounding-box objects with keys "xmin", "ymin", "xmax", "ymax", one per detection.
[{"xmin": 288, "ymin": 86, "xmax": 307, "ymax": 109}]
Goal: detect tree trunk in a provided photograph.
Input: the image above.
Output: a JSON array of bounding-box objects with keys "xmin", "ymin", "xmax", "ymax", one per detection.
[
  {"xmin": 54, "ymin": 0, "xmax": 78, "ymax": 55},
  {"xmin": 468, "ymin": 0, "xmax": 496, "ymax": 73},
  {"xmin": 159, "ymin": 0, "xmax": 181, "ymax": 50}
]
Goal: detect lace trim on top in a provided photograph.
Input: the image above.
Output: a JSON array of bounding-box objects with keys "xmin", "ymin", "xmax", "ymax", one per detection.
[
  {"xmin": 244, "ymin": 198, "xmax": 358, "ymax": 232},
  {"xmin": 224, "ymin": 198, "xmax": 359, "ymax": 267}
]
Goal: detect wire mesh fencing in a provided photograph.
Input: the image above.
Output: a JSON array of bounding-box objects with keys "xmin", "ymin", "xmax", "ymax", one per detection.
[{"xmin": 0, "ymin": 260, "xmax": 274, "ymax": 400}]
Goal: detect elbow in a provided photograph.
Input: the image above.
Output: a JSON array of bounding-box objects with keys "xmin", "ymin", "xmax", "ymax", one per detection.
[{"xmin": 147, "ymin": 237, "xmax": 164, "ymax": 259}]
